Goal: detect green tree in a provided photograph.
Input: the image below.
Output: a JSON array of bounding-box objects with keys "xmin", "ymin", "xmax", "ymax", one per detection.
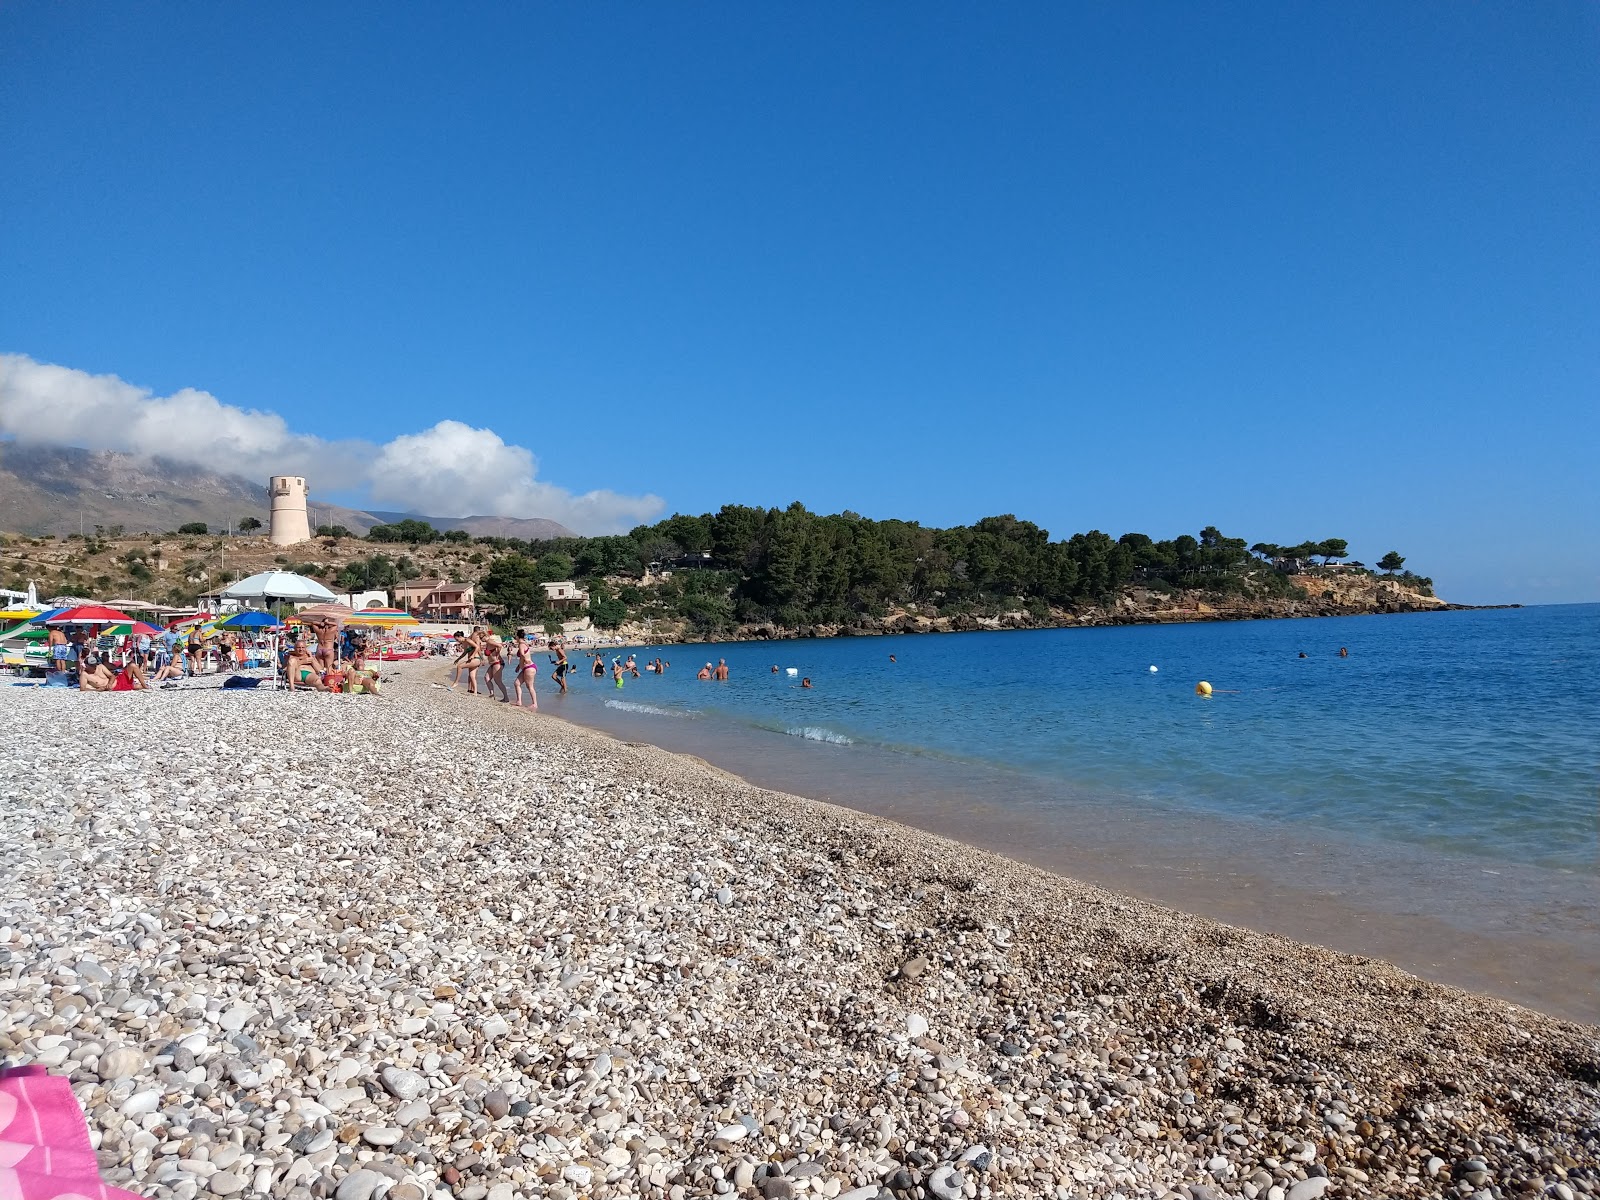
[
  {"xmin": 238, "ymin": 517, "xmax": 262, "ymax": 532},
  {"xmin": 178, "ymin": 522, "xmax": 207, "ymax": 535},
  {"xmin": 1317, "ymin": 538, "xmax": 1349, "ymax": 566},
  {"xmin": 1377, "ymin": 551, "xmax": 1406, "ymax": 574},
  {"xmin": 316, "ymin": 524, "xmax": 352, "ymax": 540},
  {"xmin": 480, "ymin": 554, "xmax": 547, "ymax": 619},
  {"xmin": 535, "ymin": 551, "xmax": 575, "ymax": 583}
]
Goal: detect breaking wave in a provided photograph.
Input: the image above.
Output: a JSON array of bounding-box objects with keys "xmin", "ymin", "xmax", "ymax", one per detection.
[
  {"xmin": 784, "ymin": 725, "xmax": 854, "ymax": 745},
  {"xmin": 603, "ymin": 700, "xmax": 687, "ymax": 717}
]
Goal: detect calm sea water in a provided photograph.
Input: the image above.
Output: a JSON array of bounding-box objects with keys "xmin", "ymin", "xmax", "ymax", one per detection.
[{"xmin": 505, "ymin": 605, "xmax": 1600, "ymax": 1017}]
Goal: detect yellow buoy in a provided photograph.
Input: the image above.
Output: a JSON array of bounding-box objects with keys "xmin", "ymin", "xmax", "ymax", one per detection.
[{"xmin": 1195, "ymin": 680, "xmax": 1213, "ymax": 696}]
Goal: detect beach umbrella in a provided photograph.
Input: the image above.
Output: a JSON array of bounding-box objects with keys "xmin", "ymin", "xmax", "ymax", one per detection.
[
  {"xmin": 218, "ymin": 610, "xmax": 281, "ymax": 630},
  {"xmin": 288, "ymin": 603, "xmax": 354, "ymax": 624},
  {"xmin": 221, "ymin": 570, "xmax": 336, "ymax": 604},
  {"xmin": 0, "ymin": 608, "xmax": 40, "ymax": 622},
  {"xmin": 102, "ymin": 622, "xmax": 163, "ymax": 638},
  {"xmin": 44, "ymin": 605, "xmax": 136, "ymax": 626},
  {"xmin": 346, "ymin": 607, "xmax": 419, "ymax": 628},
  {"xmin": 27, "ymin": 607, "xmax": 69, "ymax": 625}
]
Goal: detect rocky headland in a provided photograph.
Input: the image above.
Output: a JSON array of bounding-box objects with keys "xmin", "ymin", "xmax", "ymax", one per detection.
[{"xmin": 622, "ymin": 573, "xmax": 1498, "ymax": 644}]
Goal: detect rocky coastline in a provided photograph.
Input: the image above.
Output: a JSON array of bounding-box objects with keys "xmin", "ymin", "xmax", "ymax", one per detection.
[
  {"xmin": 1, "ymin": 669, "xmax": 1592, "ymax": 1200},
  {"xmin": 620, "ymin": 575, "xmax": 1513, "ymax": 645}
]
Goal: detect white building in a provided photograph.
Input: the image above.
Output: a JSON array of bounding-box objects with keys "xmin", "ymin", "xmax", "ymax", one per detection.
[{"xmin": 541, "ymin": 581, "xmax": 589, "ymax": 610}]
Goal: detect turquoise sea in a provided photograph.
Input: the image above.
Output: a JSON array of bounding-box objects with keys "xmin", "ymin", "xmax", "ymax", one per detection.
[{"xmin": 509, "ymin": 605, "xmax": 1599, "ymax": 1020}]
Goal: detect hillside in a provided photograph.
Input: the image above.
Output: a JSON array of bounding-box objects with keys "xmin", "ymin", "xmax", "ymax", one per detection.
[
  {"xmin": 0, "ymin": 493, "xmax": 1486, "ymax": 641},
  {"xmin": 0, "ymin": 445, "xmax": 574, "ymax": 540}
]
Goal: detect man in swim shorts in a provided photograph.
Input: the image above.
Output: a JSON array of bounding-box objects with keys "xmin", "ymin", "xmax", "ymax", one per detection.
[
  {"xmin": 48, "ymin": 626, "xmax": 70, "ymax": 671},
  {"xmin": 551, "ymin": 641, "xmax": 570, "ymax": 693},
  {"xmin": 713, "ymin": 658, "xmax": 729, "ymax": 681}
]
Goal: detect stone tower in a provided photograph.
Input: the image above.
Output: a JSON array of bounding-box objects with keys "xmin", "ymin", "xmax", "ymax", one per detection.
[{"xmin": 268, "ymin": 475, "xmax": 311, "ymax": 547}]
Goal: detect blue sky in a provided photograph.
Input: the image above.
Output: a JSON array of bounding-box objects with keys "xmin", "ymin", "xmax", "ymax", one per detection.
[{"xmin": 1, "ymin": 4, "xmax": 1595, "ymax": 603}]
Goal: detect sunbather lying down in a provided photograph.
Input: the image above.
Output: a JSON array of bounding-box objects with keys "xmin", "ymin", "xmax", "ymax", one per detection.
[{"xmin": 78, "ymin": 654, "xmax": 148, "ymax": 692}]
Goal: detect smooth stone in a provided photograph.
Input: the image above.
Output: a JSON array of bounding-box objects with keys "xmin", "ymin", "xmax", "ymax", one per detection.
[
  {"xmin": 210, "ymin": 1145, "xmax": 243, "ymax": 1172},
  {"xmin": 394, "ymin": 1101, "xmax": 431, "ymax": 1125},
  {"xmin": 319, "ymin": 1088, "xmax": 366, "ymax": 1113},
  {"xmin": 380, "ymin": 1067, "xmax": 425, "ymax": 1102},
  {"xmin": 76, "ymin": 959, "xmax": 114, "ymax": 986},
  {"xmin": 335, "ymin": 1169, "xmax": 390, "ymax": 1200},
  {"xmin": 1286, "ymin": 1179, "xmax": 1331, "ymax": 1200},
  {"xmin": 217, "ymin": 1005, "xmax": 254, "ymax": 1032},
  {"xmin": 363, "ymin": 1127, "xmax": 403, "ymax": 1147},
  {"xmin": 712, "ymin": 1125, "xmax": 749, "ymax": 1145},
  {"xmin": 121, "ymin": 1090, "xmax": 161, "ymax": 1118},
  {"xmin": 562, "ymin": 1166, "xmax": 592, "ymax": 1187},
  {"xmin": 926, "ymin": 1166, "xmax": 964, "ymax": 1200},
  {"xmin": 899, "ymin": 957, "xmax": 929, "ymax": 980},
  {"xmin": 486, "ymin": 1185, "xmax": 514, "ymax": 1200},
  {"xmin": 906, "ymin": 1014, "xmax": 930, "ymax": 1038},
  {"xmin": 483, "ymin": 1091, "xmax": 509, "ymax": 1120},
  {"xmin": 480, "ymin": 1018, "xmax": 510, "ymax": 1041},
  {"xmin": 99, "ymin": 1047, "xmax": 145, "ymax": 1080},
  {"xmin": 759, "ymin": 1179, "xmax": 796, "ymax": 1200},
  {"xmin": 209, "ymin": 1172, "xmax": 245, "ymax": 1196}
]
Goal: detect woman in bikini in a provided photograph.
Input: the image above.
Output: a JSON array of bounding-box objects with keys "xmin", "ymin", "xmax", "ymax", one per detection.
[
  {"xmin": 480, "ymin": 630, "xmax": 510, "ymax": 702},
  {"xmin": 512, "ymin": 637, "xmax": 538, "ymax": 709},
  {"xmin": 451, "ymin": 630, "xmax": 482, "ymax": 694}
]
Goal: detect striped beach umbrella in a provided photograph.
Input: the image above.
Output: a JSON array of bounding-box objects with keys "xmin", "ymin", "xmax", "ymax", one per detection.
[{"xmin": 346, "ymin": 607, "xmax": 419, "ymax": 628}]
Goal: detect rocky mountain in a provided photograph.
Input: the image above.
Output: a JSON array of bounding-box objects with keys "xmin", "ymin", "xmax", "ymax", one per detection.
[
  {"xmin": 361, "ymin": 511, "xmax": 576, "ymax": 541},
  {"xmin": 0, "ymin": 445, "xmax": 575, "ymax": 540}
]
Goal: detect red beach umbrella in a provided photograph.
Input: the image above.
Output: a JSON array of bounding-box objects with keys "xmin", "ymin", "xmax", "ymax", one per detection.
[{"xmin": 43, "ymin": 605, "xmax": 137, "ymax": 626}]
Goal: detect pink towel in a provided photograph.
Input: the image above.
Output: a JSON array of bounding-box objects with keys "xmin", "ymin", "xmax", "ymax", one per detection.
[{"xmin": 0, "ymin": 1067, "xmax": 143, "ymax": 1200}]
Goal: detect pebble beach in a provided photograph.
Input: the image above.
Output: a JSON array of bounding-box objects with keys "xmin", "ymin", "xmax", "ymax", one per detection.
[{"xmin": 1, "ymin": 665, "xmax": 1596, "ymax": 1200}]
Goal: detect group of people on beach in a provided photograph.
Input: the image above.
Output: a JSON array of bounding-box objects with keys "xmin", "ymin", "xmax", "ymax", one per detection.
[
  {"xmin": 447, "ymin": 628, "xmax": 576, "ymax": 708},
  {"xmin": 282, "ymin": 621, "xmax": 384, "ymax": 695},
  {"xmin": 51, "ymin": 621, "xmax": 274, "ymax": 692}
]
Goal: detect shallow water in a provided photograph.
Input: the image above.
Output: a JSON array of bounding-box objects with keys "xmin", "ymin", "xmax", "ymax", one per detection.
[{"xmin": 504, "ymin": 605, "xmax": 1600, "ymax": 1021}]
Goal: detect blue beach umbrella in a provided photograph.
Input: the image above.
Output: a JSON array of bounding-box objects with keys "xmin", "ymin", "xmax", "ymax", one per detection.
[{"xmin": 218, "ymin": 610, "xmax": 282, "ymax": 629}]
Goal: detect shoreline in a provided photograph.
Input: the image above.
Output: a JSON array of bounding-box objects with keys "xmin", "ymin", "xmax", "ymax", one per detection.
[
  {"xmin": 529, "ymin": 692, "xmax": 1600, "ymax": 1025},
  {"xmin": 2, "ymin": 670, "xmax": 1596, "ymax": 1200}
]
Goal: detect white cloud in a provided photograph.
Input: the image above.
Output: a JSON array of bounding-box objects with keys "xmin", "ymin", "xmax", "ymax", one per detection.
[{"xmin": 0, "ymin": 353, "xmax": 664, "ymax": 534}]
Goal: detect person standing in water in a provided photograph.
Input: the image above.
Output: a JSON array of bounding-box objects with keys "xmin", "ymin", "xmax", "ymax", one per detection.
[
  {"xmin": 551, "ymin": 641, "xmax": 570, "ymax": 693},
  {"xmin": 713, "ymin": 658, "xmax": 729, "ymax": 681},
  {"xmin": 512, "ymin": 637, "xmax": 538, "ymax": 708}
]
